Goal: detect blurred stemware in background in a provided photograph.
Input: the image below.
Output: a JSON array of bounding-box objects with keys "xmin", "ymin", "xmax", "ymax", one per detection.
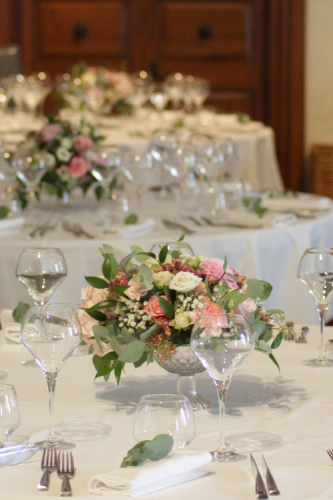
[
  {"xmin": 20, "ymin": 304, "xmax": 82, "ymax": 449},
  {"xmin": 149, "ymin": 240, "xmax": 194, "ymax": 257},
  {"xmin": 129, "ymin": 71, "xmax": 152, "ymax": 115},
  {"xmin": 149, "ymin": 83, "xmax": 169, "ymax": 113},
  {"xmin": 0, "ymin": 384, "xmax": 20, "ymax": 447},
  {"xmin": 191, "ymin": 312, "xmax": 253, "ymax": 462},
  {"xmin": 298, "ymin": 247, "xmax": 333, "ymax": 367},
  {"xmin": 123, "ymin": 149, "xmax": 153, "ymax": 212},
  {"xmin": 164, "ymin": 73, "xmax": 185, "ymax": 110},
  {"xmin": 133, "ymin": 394, "xmax": 195, "ymax": 450},
  {"xmin": 16, "ymin": 247, "xmax": 67, "ymax": 307}
]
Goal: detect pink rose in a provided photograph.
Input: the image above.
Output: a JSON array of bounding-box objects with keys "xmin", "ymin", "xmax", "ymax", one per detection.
[
  {"xmin": 73, "ymin": 135, "xmax": 93, "ymax": 153},
  {"xmin": 193, "ymin": 300, "xmax": 228, "ymax": 336},
  {"xmin": 143, "ymin": 295, "xmax": 169, "ymax": 320},
  {"xmin": 38, "ymin": 124, "xmax": 62, "ymax": 143},
  {"xmin": 124, "ymin": 281, "xmax": 146, "ymax": 301},
  {"xmin": 68, "ymin": 156, "xmax": 90, "ymax": 179},
  {"xmin": 233, "ymin": 297, "xmax": 256, "ymax": 318},
  {"xmin": 200, "ymin": 257, "xmax": 225, "ymax": 281}
]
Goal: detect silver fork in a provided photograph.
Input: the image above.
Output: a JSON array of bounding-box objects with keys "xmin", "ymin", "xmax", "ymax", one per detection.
[
  {"xmin": 57, "ymin": 451, "xmax": 75, "ymax": 497},
  {"xmin": 327, "ymin": 449, "xmax": 333, "ymax": 461},
  {"xmin": 37, "ymin": 447, "xmax": 57, "ymax": 491}
]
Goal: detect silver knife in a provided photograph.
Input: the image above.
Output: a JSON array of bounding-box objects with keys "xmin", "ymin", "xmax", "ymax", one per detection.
[
  {"xmin": 262, "ymin": 455, "xmax": 280, "ymax": 495},
  {"xmin": 250, "ymin": 454, "xmax": 268, "ymax": 499}
]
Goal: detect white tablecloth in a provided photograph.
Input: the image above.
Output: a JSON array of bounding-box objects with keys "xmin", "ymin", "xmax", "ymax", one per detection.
[
  {"xmin": 1, "ymin": 197, "xmax": 333, "ymax": 325},
  {"xmin": 0, "ymin": 325, "xmax": 333, "ymax": 499}
]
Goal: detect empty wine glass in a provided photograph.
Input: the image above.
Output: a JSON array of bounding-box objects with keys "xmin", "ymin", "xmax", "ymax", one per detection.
[
  {"xmin": 164, "ymin": 73, "xmax": 185, "ymax": 110},
  {"xmin": 149, "ymin": 83, "xmax": 169, "ymax": 113},
  {"xmin": 133, "ymin": 394, "xmax": 195, "ymax": 450},
  {"xmin": 150, "ymin": 241, "xmax": 194, "ymax": 257},
  {"xmin": 191, "ymin": 312, "xmax": 253, "ymax": 462},
  {"xmin": 16, "ymin": 248, "xmax": 67, "ymax": 307},
  {"xmin": 298, "ymin": 247, "xmax": 333, "ymax": 367},
  {"xmin": 123, "ymin": 150, "xmax": 153, "ymax": 210},
  {"xmin": 20, "ymin": 304, "xmax": 82, "ymax": 449},
  {"xmin": 0, "ymin": 384, "xmax": 20, "ymax": 447}
]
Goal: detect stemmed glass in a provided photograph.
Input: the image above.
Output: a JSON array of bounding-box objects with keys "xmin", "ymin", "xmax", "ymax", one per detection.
[
  {"xmin": 191, "ymin": 312, "xmax": 253, "ymax": 462},
  {"xmin": 16, "ymin": 248, "xmax": 67, "ymax": 307},
  {"xmin": 150, "ymin": 241, "xmax": 194, "ymax": 257},
  {"xmin": 123, "ymin": 150, "xmax": 153, "ymax": 211},
  {"xmin": 20, "ymin": 304, "xmax": 82, "ymax": 449},
  {"xmin": 0, "ymin": 384, "xmax": 20, "ymax": 447},
  {"xmin": 298, "ymin": 247, "xmax": 333, "ymax": 367},
  {"xmin": 149, "ymin": 83, "xmax": 169, "ymax": 113},
  {"xmin": 133, "ymin": 394, "xmax": 195, "ymax": 450}
]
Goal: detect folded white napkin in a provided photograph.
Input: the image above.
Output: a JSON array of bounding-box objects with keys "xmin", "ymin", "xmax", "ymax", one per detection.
[
  {"xmin": 98, "ymin": 218, "xmax": 155, "ymax": 239},
  {"xmin": 261, "ymin": 194, "xmax": 331, "ymax": 212},
  {"xmin": 0, "ymin": 217, "xmax": 24, "ymax": 232},
  {"xmin": 224, "ymin": 210, "xmax": 297, "ymax": 228},
  {"xmin": 87, "ymin": 450, "xmax": 212, "ymax": 498},
  {"xmin": 0, "ymin": 309, "xmax": 18, "ymax": 331}
]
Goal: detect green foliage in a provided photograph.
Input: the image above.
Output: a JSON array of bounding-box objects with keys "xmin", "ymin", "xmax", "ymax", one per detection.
[
  {"xmin": 84, "ymin": 276, "xmax": 109, "ymax": 289},
  {"xmin": 159, "ymin": 245, "xmax": 169, "ymax": 264},
  {"xmin": 118, "ymin": 340, "xmax": 146, "ymax": 363},
  {"xmin": 81, "ymin": 308, "xmax": 107, "ymax": 322},
  {"xmin": 121, "ymin": 434, "xmax": 174, "ymax": 468},
  {"xmin": 125, "ymin": 213, "xmax": 138, "ymax": 225},
  {"xmin": 157, "ymin": 296, "xmax": 175, "ymax": 319},
  {"xmin": 242, "ymin": 197, "xmax": 267, "ymax": 218},
  {"xmin": 12, "ymin": 302, "xmax": 30, "ymax": 323},
  {"xmin": 0, "ymin": 206, "xmax": 10, "ymax": 219}
]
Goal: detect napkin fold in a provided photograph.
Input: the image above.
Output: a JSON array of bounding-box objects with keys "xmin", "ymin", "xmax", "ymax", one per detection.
[
  {"xmin": 0, "ymin": 217, "xmax": 24, "ymax": 232},
  {"xmin": 224, "ymin": 210, "xmax": 297, "ymax": 228},
  {"xmin": 99, "ymin": 218, "xmax": 155, "ymax": 239},
  {"xmin": 261, "ymin": 194, "xmax": 331, "ymax": 212},
  {"xmin": 87, "ymin": 450, "xmax": 212, "ymax": 498}
]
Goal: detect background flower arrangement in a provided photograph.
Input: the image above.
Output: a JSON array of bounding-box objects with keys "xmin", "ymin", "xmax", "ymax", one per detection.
[
  {"xmin": 78, "ymin": 236, "xmax": 287, "ymax": 383},
  {"xmin": 58, "ymin": 62, "xmax": 133, "ymax": 115},
  {"xmin": 15, "ymin": 115, "xmax": 115, "ymax": 205}
]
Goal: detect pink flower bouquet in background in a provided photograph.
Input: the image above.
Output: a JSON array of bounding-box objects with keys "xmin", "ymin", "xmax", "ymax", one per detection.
[
  {"xmin": 17, "ymin": 115, "xmax": 112, "ymax": 206},
  {"xmin": 79, "ymin": 236, "xmax": 288, "ymax": 384}
]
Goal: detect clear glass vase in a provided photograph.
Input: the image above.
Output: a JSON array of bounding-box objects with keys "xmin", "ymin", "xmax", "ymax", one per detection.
[{"xmin": 153, "ymin": 345, "xmax": 210, "ymax": 411}]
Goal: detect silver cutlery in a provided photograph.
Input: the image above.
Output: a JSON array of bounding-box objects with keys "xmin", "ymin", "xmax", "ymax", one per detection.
[
  {"xmin": 327, "ymin": 449, "xmax": 333, "ymax": 461},
  {"xmin": 285, "ymin": 321, "xmax": 295, "ymax": 341},
  {"xmin": 37, "ymin": 447, "xmax": 57, "ymax": 491},
  {"xmin": 262, "ymin": 455, "xmax": 280, "ymax": 495},
  {"xmin": 62, "ymin": 220, "xmax": 95, "ymax": 239},
  {"xmin": 57, "ymin": 451, "xmax": 75, "ymax": 497},
  {"xmin": 162, "ymin": 219, "xmax": 196, "ymax": 235},
  {"xmin": 250, "ymin": 454, "xmax": 268, "ymax": 499}
]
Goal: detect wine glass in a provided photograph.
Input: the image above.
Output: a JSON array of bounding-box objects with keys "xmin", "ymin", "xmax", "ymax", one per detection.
[
  {"xmin": 149, "ymin": 241, "xmax": 194, "ymax": 257},
  {"xmin": 149, "ymin": 83, "xmax": 169, "ymax": 113},
  {"xmin": 133, "ymin": 394, "xmax": 195, "ymax": 450},
  {"xmin": 191, "ymin": 312, "xmax": 253, "ymax": 462},
  {"xmin": 20, "ymin": 304, "xmax": 82, "ymax": 449},
  {"xmin": 123, "ymin": 149, "xmax": 153, "ymax": 211},
  {"xmin": 0, "ymin": 384, "xmax": 20, "ymax": 447},
  {"xmin": 16, "ymin": 248, "xmax": 67, "ymax": 307},
  {"xmin": 298, "ymin": 247, "xmax": 333, "ymax": 367}
]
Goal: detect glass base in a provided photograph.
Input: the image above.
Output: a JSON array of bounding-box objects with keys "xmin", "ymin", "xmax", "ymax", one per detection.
[
  {"xmin": 225, "ymin": 432, "xmax": 282, "ymax": 453},
  {"xmin": 211, "ymin": 449, "xmax": 247, "ymax": 463},
  {"xmin": 39, "ymin": 439, "xmax": 76, "ymax": 451},
  {"xmin": 303, "ymin": 358, "xmax": 333, "ymax": 367},
  {"xmin": 177, "ymin": 375, "xmax": 210, "ymax": 411}
]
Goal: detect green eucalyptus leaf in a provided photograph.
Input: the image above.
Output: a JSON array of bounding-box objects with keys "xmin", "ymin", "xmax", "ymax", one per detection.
[
  {"xmin": 269, "ymin": 353, "xmax": 280, "ymax": 371},
  {"xmin": 109, "ymin": 334, "xmax": 122, "ymax": 355},
  {"xmin": 157, "ymin": 296, "xmax": 174, "ymax": 319},
  {"xmin": 12, "ymin": 302, "xmax": 30, "ymax": 323},
  {"xmin": 140, "ymin": 323, "xmax": 158, "ymax": 341},
  {"xmin": 134, "ymin": 352, "xmax": 148, "ymax": 368},
  {"xmin": 85, "ymin": 276, "xmax": 109, "ymax": 289},
  {"xmin": 159, "ymin": 245, "xmax": 169, "ymax": 264},
  {"xmin": 102, "ymin": 255, "xmax": 112, "ymax": 280},
  {"xmin": 81, "ymin": 308, "xmax": 107, "ymax": 322},
  {"xmin": 88, "ymin": 344, "xmax": 94, "ymax": 355},
  {"xmin": 257, "ymin": 339, "xmax": 272, "ymax": 354},
  {"xmin": 271, "ymin": 332, "xmax": 283, "ymax": 349},
  {"xmin": 110, "ymin": 254, "xmax": 119, "ymax": 280},
  {"xmin": 119, "ymin": 252, "xmax": 135, "ymax": 269},
  {"xmin": 95, "ymin": 365, "xmax": 113, "ymax": 380},
  {"xmin": 259, "ymin": 282, "xmax": 273, "ymax": 301},
  {"xmin": 102, "ymin": 244, "xmax": 115, "ymax": 255},
  {"xmin": 118, "ymin": 340, "xmax": 146, "ymax": 363},
  {"xmin": 120, "ymin": 326, "xmax": 136, "ymax": 344},
  {"xmin": 130, "ymin": 245, "xmax": 149, "ymax": 262},
  {"xmin": 141, "ymin": 434, "xmax": 174, "ymax": 461},
  {"xmin": 246, "ymin": 279, "xmax": 265, "ymax": 300}
]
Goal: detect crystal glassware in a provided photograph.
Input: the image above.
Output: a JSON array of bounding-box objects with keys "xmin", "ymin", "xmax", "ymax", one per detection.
[
  {"xmin": 0, "ymin": 384, "xmax": 20, "ymax": 447},
  {"xmin": 149, "ymin": 83, "xmax": 169, "ymax": 112},
  {"xmin": 133, "ymin": 394, "xmax": 195, "ymax": 449},
  {"xmin": 149, "ymin": 241, "xmax": 194, "ymax": 257},
  {"xmin": 123, "ymin": 150, "xmax": 153, "ymax": 211},
  {"xmin": 191, "ymin": 312, "xmax": 254, "ymax": 462},
  {"xmin": 20, "ymin": 304, "xmax": 82, "ymax": 449},
  {"xmin": 298, "ymin": 247, "xmax": 333, "ymax": 367},
  {"xmin": 16, "ymin": 248, "xmax": 67, "ymax": 307}
]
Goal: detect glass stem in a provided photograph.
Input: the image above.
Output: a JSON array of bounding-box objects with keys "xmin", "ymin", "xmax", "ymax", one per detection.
[
  {"xmin": 45, "ymin": 372, "xmax": 58, "ymax": 445},
  {"xmin": 214, "ymin": 380, "xmax": 229, "ymax": 453},
  {"xmin": 318, "ymin": 304, "xmax": 328, "ymax": 361}
]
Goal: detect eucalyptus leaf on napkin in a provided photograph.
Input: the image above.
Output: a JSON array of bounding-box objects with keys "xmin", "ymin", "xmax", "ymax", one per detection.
[{"xmin": 121, "ymin": 434, "xmax": 174, "ymax": 468}]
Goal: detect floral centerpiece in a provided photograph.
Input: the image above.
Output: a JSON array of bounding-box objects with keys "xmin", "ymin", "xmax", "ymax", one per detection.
[
  {"xmin": 16, "ymin": 115, "xmax": 113, "ymax": 206},
  {"xmin": 78, "ymin": 236, "xmax": 287, "ymax": 383},
  {"xmin": 60, "ymin": 63, "xmax": 133, "ymax": 115}
]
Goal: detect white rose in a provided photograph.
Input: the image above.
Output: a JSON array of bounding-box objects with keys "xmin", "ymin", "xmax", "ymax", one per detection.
[
  {"xmin": 153, "ymin": 271, "xmax": 172, "ymax": 289},
  {"xmin": 56, "ymin": 147, "xmax": 71, "ymax": 162},
  {"xmin": 61, "ymin": 137, "xmax": 72, "ymax": 149},
  {"xmin": 170, "ymin": 311, "xmax": 192, "ymax": 330},
  {"xmin": 145, "ymin": 257, "xmax": 162, "ymax": 271},
  {"xmin": 45, "ymin": 153, "xmax": 56, "ymax": 168},
  {"xmin": 169, "ymin": 271, "xmax": 202, "ymax": 293}
]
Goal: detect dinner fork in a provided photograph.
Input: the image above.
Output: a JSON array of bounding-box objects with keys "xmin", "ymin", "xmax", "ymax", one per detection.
[
  {"xmin": 57, "ymin": 451, "xmax": 75, "ymax": 497},
  {"xmin": 327, "ymin": 449, "xmax": 333, "ymax": 461},
  {"xmin": 37, "ymin": 447, "xmax": 57, "ymax": 491}
]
